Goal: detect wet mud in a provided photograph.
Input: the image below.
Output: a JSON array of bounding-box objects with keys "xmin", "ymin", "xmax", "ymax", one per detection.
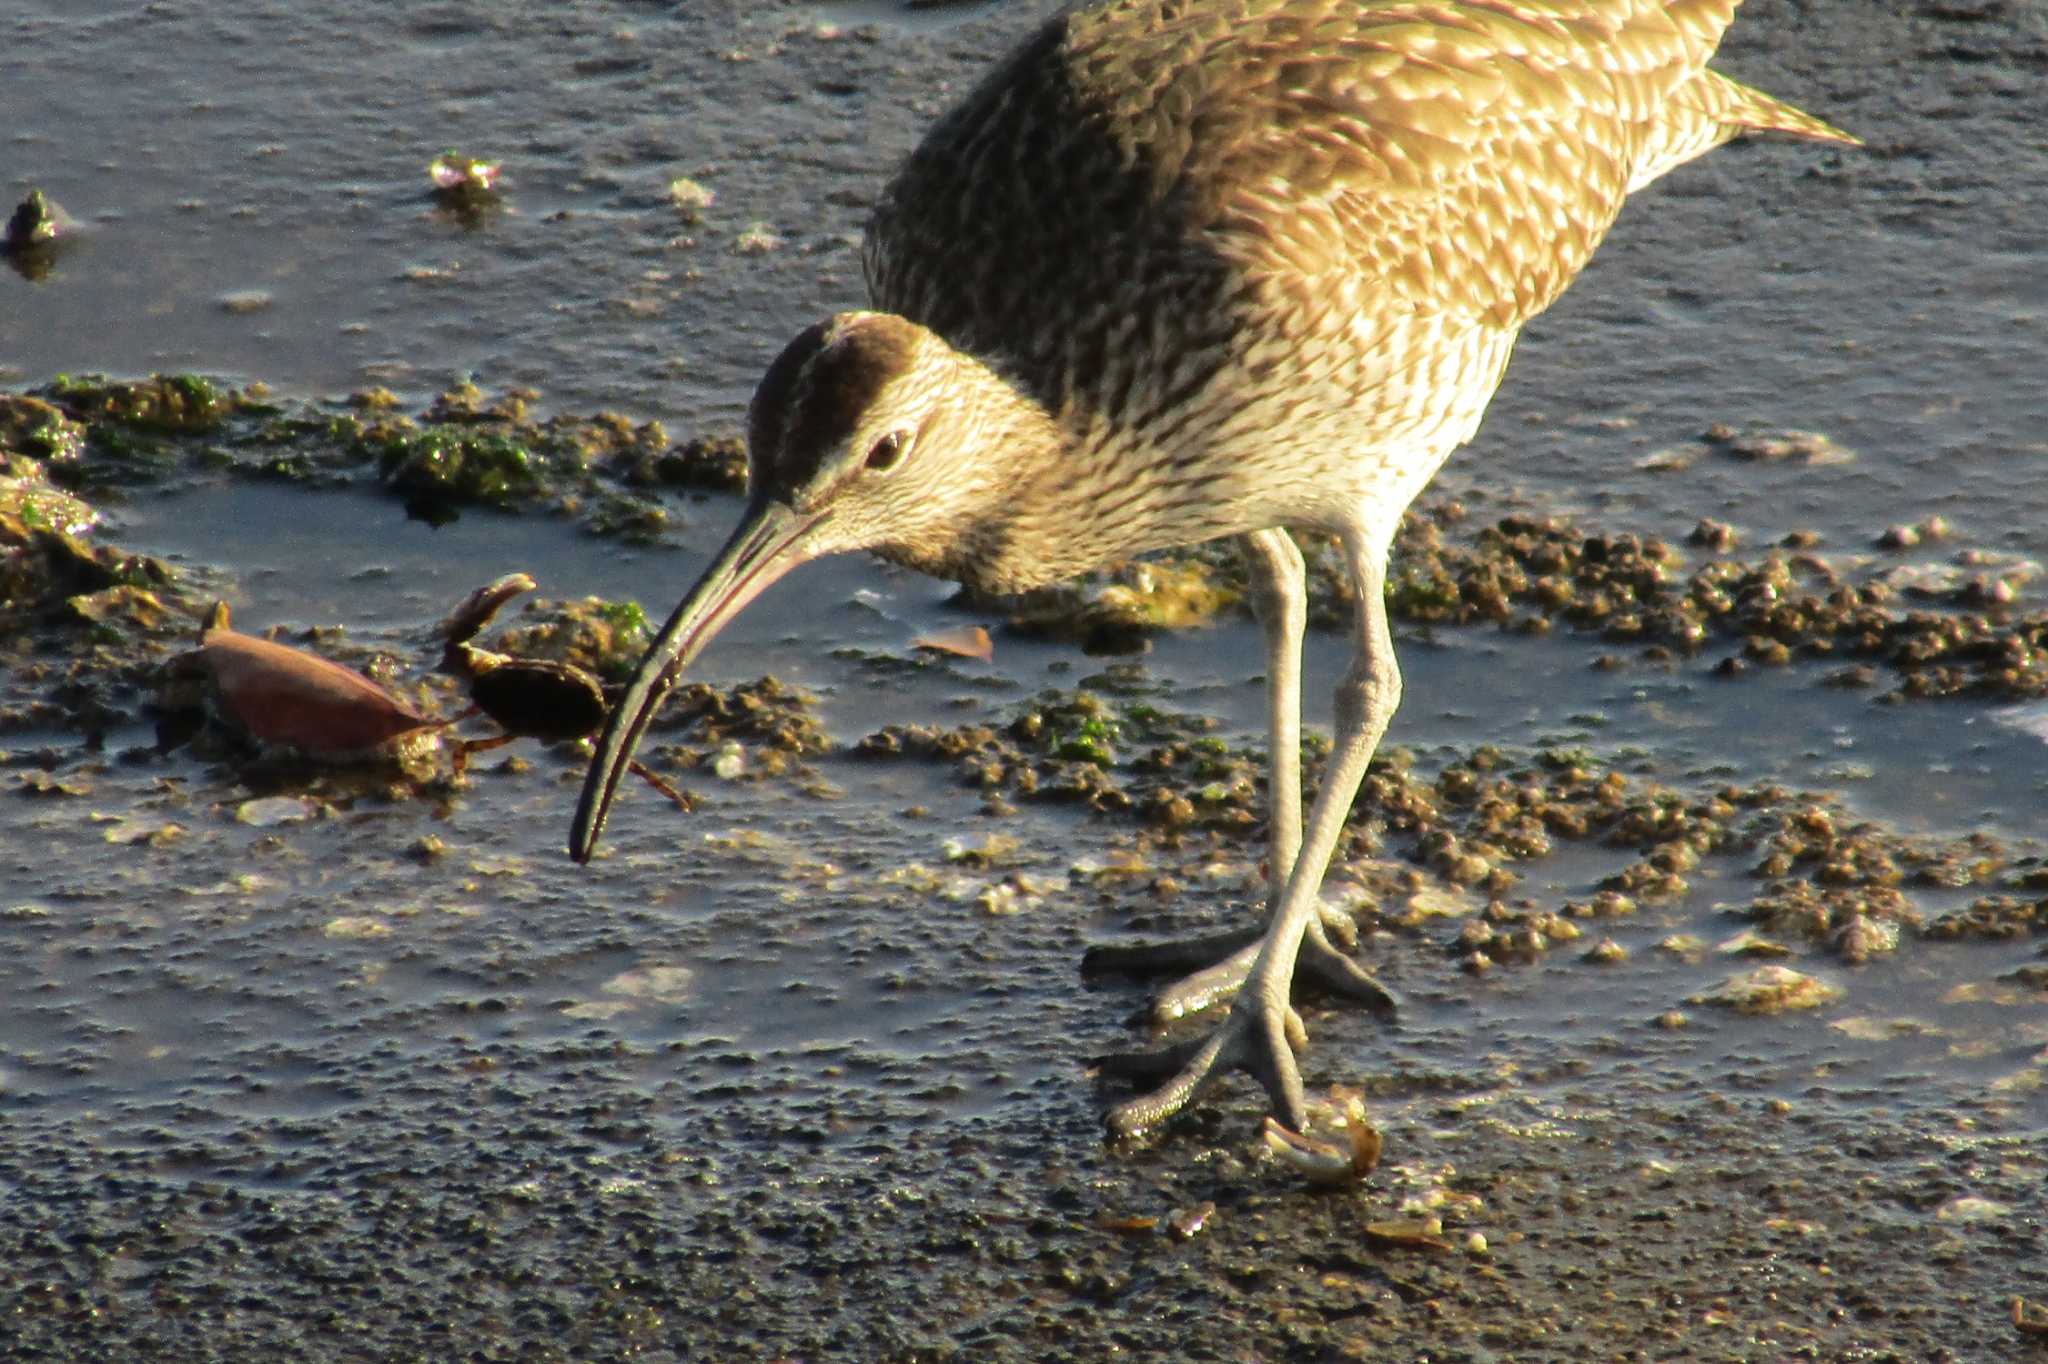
[{"xmin": 2, "ymin": 1, "xmax": 2045, "ymax": 1361}]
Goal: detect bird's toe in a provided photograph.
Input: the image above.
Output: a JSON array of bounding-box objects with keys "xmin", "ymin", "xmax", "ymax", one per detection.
[
  {"xmin": 1083, "ymin": 902, "xmax": 1381, "ymax": 1025},
  {"xmin": 1297, "ymin": 923, "xmax": 1397, "ymax": 1014},
  {"xmin": 1098, "ymin": 1001, "xmax": 1309, "ymax": 1138}
]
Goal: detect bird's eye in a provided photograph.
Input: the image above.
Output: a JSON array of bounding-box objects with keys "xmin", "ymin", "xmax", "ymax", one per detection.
[{"xmin": 865, "ymin": 432, "xmax": 906, "ymax": 472}]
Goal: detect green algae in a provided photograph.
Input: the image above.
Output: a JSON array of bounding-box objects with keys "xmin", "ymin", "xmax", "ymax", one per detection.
[{"xmin": 2, "ymin": 374, "xmax": 708, "ymax": 540}]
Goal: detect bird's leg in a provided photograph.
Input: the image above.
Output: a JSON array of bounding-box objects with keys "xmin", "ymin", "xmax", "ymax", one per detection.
[
  {"xmin": 1101, "ymin": 528, "xmax": 1400, "ymax": 1136},
  {"xmin": 1249, "ymin": 526, "xmax": 1307, "ymax": 898},
  {"xmin": 1083, "ymin": 529, "xmax": 1388, "ymax": 1021}
]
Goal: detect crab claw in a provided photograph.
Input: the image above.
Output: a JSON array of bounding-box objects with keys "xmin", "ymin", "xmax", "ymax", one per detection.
[
  {"xmin": 1260, "ymin": 1093, "xmax": 1382, "ymax": 1186},
  {"xmin": 437, "ymin": 572, "xmax": 537, "ymax": 650}
]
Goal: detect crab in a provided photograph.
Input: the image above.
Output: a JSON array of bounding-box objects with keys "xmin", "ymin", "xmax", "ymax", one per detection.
[
  {"xmin": 158, "ymin": 577, "xmax": 689, "ymax": 810},
  {"xmin": 1260, "ymin": 1090, "xmax": 1383, "ymax": 1187},
  {"xmin": 159, "ymin": 600, "xmax": 450, "ymax": 773},
  {"xmin": 437, "ymin": 572, "xmax": 691, "ymax": 810}
]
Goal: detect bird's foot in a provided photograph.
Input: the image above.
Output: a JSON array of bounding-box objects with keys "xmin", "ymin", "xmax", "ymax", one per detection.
[
  {"xmin": 1083, "ymin": 904, "xmax": 1393, "ymax": 1024},
  {"xmin": 1098, "ymin": 997, "xmax": 1311, "ymax": 1137}
]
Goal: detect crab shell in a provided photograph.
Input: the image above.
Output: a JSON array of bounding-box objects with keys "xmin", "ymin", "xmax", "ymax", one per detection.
[
  {"xmin": 463, "ymin": 652, "xmax": 608, "ymax": 744},
  {"xmin": 184, "ymin": 626, "xmax": 447, "ymax": 759}
]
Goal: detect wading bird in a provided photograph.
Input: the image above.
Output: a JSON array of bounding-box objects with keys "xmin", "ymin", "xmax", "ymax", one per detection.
[{"xmin": 570, "ymin": 0, "xmax": 1854, "ymax": 1138}]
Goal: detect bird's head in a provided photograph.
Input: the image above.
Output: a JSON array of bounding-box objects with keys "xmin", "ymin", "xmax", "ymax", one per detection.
[
  {"xmin": 569, "ymin": 310, "xmax": 1033, "ymax": 861},
  {"xmin": 744, "ymin": 310, "xmax": 1025, "ymax": 564}
]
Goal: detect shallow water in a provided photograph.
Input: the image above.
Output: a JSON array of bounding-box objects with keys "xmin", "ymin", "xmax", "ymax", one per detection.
[{"xmin": 3, "ymin": 1, "xmax": 2045, "ymax": 1359}]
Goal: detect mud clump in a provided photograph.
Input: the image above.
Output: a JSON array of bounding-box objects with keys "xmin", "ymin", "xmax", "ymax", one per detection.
[
  {"xmin": 473, "ymin": 593, "xmax": 654, "ymax": 687},
  {"xmin": 623, "ymin": 433, "xmax": 748, "ymax": 495},
  {"xmin": 39, "ymin": 373, "xmax": 234, "ymax": 436},
  {"xmin": 13, "ymin": 374, "xmax": 2048, "ymax": 703},
  {"xmin": 1, "ymin": 374, "xmax": 740, "ymax": 543},
  {"xmin": 941, "ymin": 495, "xmax": 2048, "ymax": 704},
  {"xmin": 859, "ymin": 692, "xmax": 1251, "ymax": 826},
  {"xmin": 855, "ymin": 687, "xmax": 2045, "ymax": 973},
  {"xmin": 1376, "ymin": 504, "xmax": 2048, "ymax": 703},
  {"xmin": 994, "ymin": 558, "xmax": 1242, "ymax": 653},
  {"xmin": 645, "ymin": 676, "xmax": 832, "ymax": 785},
  {"xmin": 0, "ymin": 495, "xmax": 187, "ymax": 746}
]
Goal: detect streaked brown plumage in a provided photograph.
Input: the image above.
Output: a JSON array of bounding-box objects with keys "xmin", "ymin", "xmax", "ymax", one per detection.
[{"xmin": 572, "ymin": 0, "xmax": 1855, "ymax": 1139}]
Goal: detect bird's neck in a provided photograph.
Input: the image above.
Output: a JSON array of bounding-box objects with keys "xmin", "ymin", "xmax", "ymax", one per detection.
[
  {"xmin": 974, "ymin": 348, "xmax": 1244, "ymax": 592},
  {"xmin": 876, "ymin": 342, "xmax": 1225, "ymax": 595},
  {"xmin": 945, "ymin": 359, "xmax": 1096, "ymax": 593}
]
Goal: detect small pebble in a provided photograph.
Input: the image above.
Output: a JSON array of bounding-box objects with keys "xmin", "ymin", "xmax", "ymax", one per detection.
[
  {"xmin": 669, "ymin": 176, "xmax": 716, "ymax": 222},
  {"xmin": 219, "ymin": 289, "xmax": 274, "ymax": 315},
  {"xmin": 1583, "ymin": 937, "xmax": 1628, "ymax": 965},
  {"xmin": 1688, "ymin": 518, "xmax": 1738, "ymax": 550},
  {"xmin": 1694, "ymin": 964, "xmax": 1842, "ymax": 1015},
  {"xmin": 733, "ymin": 221, "xmax": 783, "ymax": 254}
]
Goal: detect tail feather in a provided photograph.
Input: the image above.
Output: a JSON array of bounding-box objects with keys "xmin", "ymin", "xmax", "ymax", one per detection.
[
  {"xmin": 1629, "ymin": 67, "xmax": 1856, "ymax": 191},
  {"xmin": 1696, "ymin": 69, "xmax": 1861, "ymax": 147}
]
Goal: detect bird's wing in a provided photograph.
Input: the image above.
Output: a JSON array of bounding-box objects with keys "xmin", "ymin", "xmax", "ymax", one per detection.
[
  {"xmin": 1065, "ymin": 0, "xmax": 1756, "ymax": 329},
  {"xmin": 863, "ymin": 1, "xmax": 1848, "ymax": 400}
]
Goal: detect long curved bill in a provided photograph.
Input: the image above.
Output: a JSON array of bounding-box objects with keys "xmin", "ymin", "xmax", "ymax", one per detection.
[{"xmin": 570, "ymin": 498, "xmax": 823, "ymax": 862}]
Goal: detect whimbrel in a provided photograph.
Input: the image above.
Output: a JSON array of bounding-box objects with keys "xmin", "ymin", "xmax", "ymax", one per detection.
[{"xmin": 571, "ymin": 0, "xmax": 1855, "ymax": 1138}]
